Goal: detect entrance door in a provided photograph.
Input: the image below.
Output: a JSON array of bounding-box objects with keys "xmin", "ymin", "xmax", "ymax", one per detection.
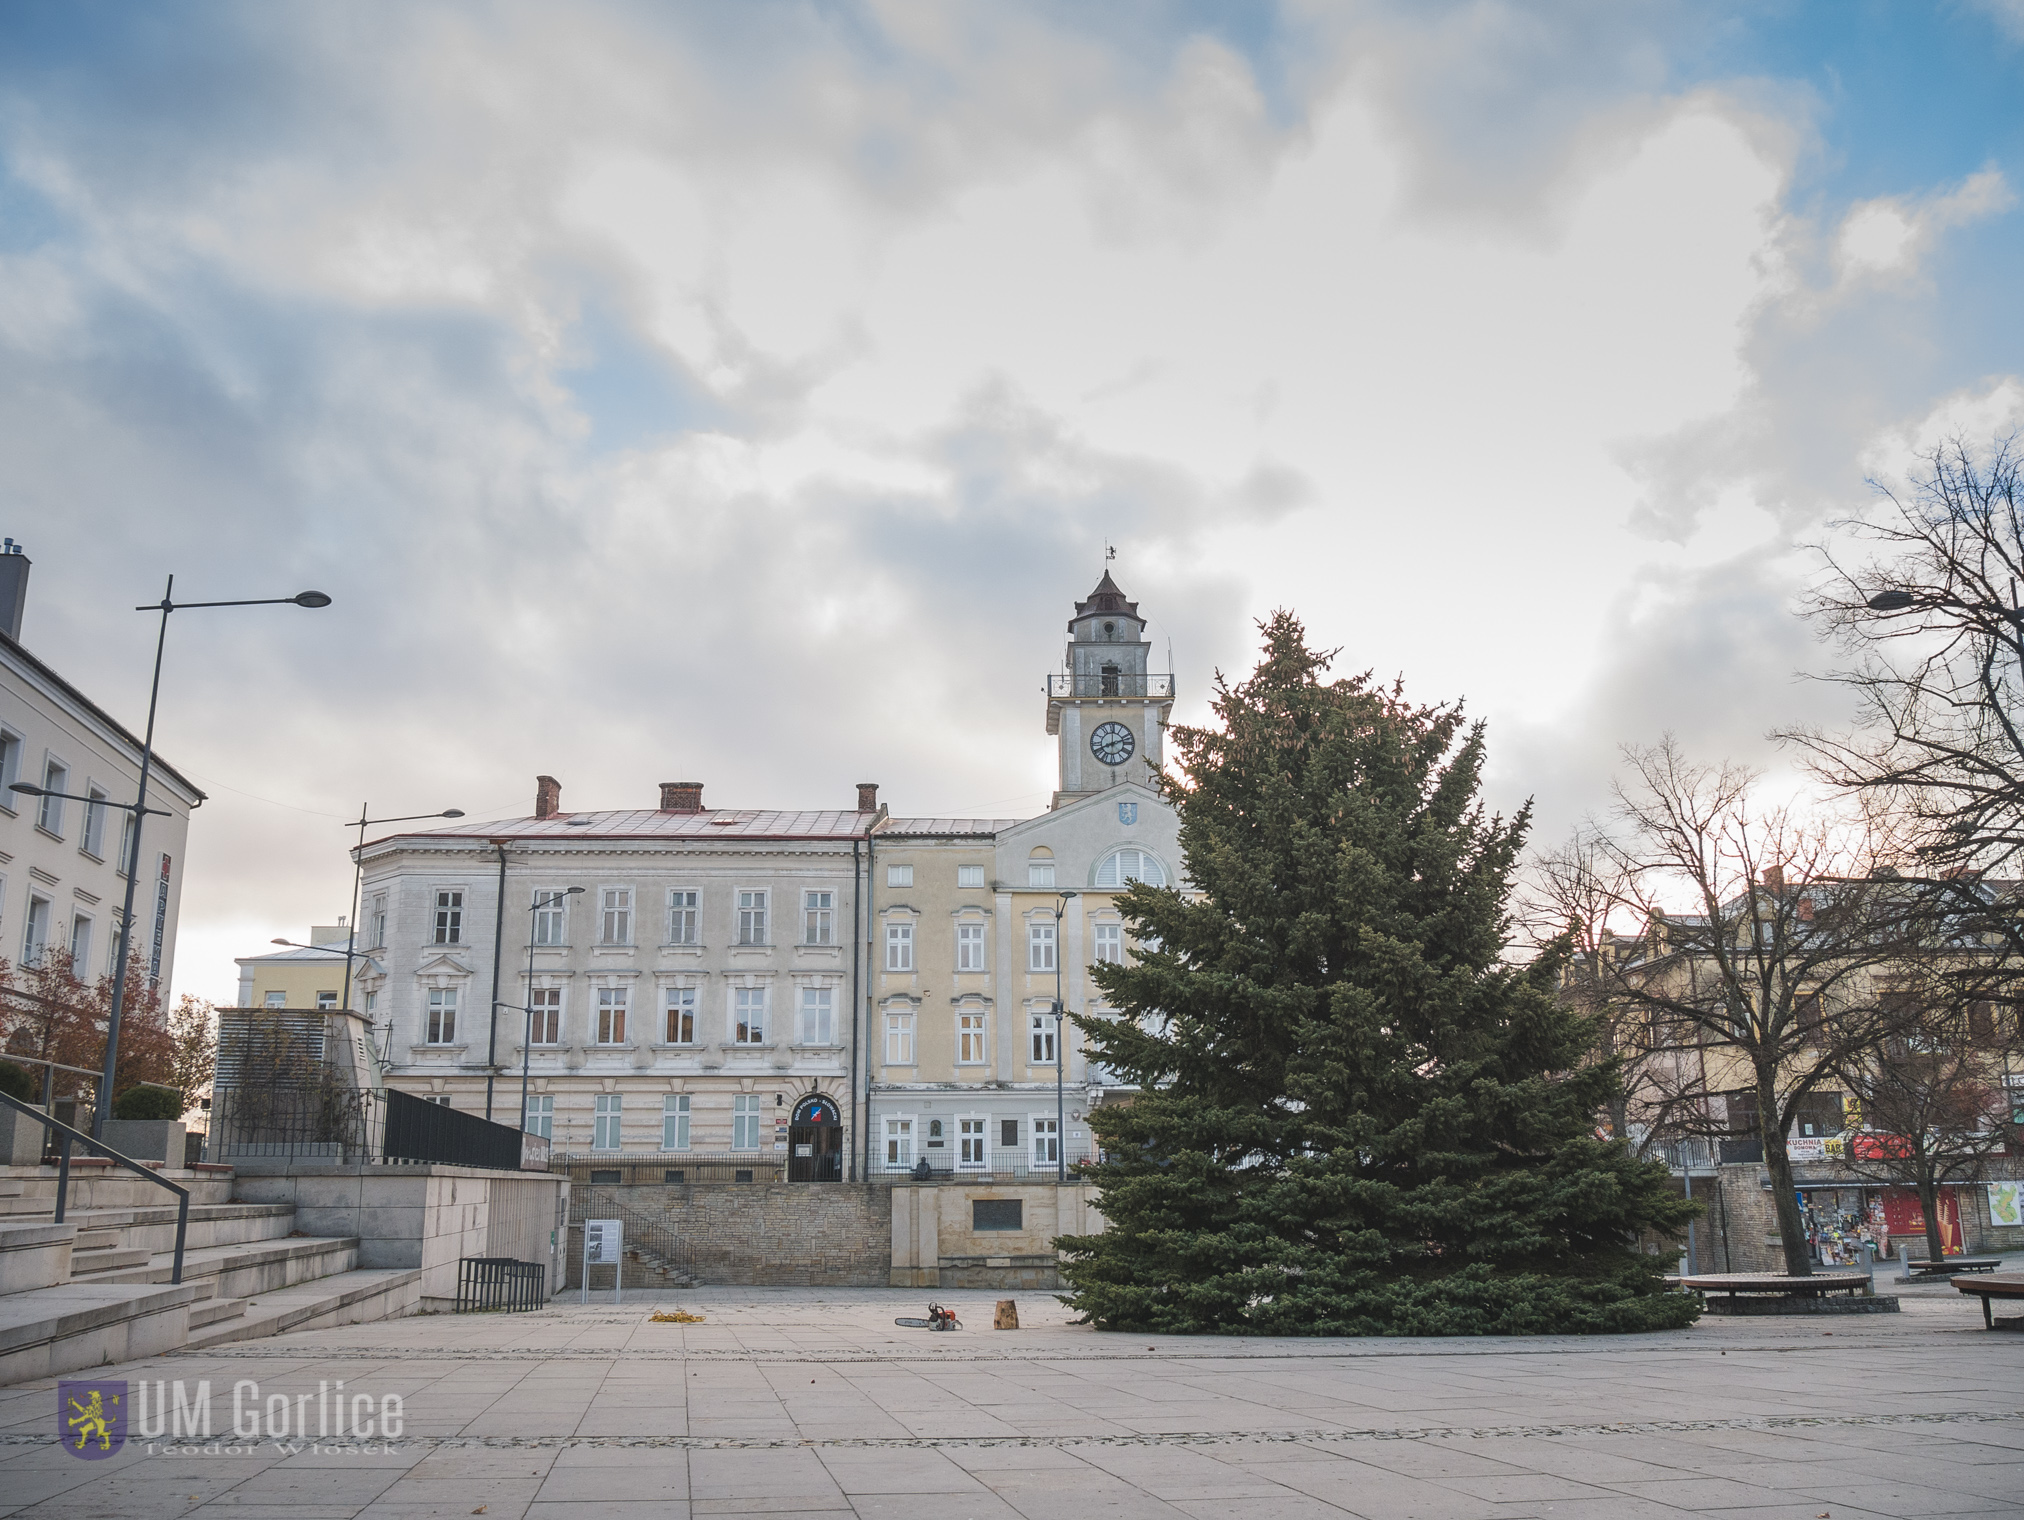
[{"xmin": 789, "ymin": 1093, "xmax": 843, "ymax": 1181}]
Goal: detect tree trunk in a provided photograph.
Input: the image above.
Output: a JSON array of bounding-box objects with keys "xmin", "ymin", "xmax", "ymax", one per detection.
[
  {"xmin": 1916, "ymin": 1163, "xmax": 1947, "ymax": 1266},
  {"xmin": 1760, "ymin": 1069, "xmax": 1812, "ymax": 1276}
]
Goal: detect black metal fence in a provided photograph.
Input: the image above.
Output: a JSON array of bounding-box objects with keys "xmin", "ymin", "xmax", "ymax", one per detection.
[
  {"xmin": 384, "ymin": 1088, "xmax": 526, "ymax": 1170},
  {"xmin": 211, "ymin": 1083, "xmax": 547, "ymax": 1171},
  {"xmin": 455, "ymin": 1256, "xmax": 546, "ymax": 1312}
]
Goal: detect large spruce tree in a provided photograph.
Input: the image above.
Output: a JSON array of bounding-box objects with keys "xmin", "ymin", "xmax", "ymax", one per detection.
[{"xmin": 1057, "ymin": 615, "xmax": 1698, "ymax": 1335}]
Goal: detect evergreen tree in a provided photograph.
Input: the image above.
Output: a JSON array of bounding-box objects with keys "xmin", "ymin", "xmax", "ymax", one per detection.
[{"xmin": 1057, "ymin": 614, "xmax": 1698, "ymax": 1335}]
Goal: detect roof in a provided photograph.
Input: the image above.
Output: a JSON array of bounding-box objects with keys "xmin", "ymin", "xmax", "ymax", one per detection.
[
  {"xmin": 881, "ymin": 818, "xmax": 1024, "ymax": 837},
  {"xmin": 235, "ymin": 944, "xmax": 358, "ymax": 967},
  {"xmin": 363, "ymin": 807, "xmax": 1032, "ymax": 854},
  {"xmin": 1071, "ymin": 570, "xmax": 1139, "ymax": 627},
  {"xmin": 0, "ymin": 630, "xmax": 205, "ymax": 805}
]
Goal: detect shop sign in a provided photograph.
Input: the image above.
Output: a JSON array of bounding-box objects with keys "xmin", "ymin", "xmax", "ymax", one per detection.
[{"xmin": 1786, "ymin": 1137, "xmax": 1828, "ymax": 1161}]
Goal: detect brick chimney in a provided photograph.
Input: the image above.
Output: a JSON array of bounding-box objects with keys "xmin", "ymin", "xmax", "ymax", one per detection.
[
  {"xmin": 534, "ymin": 775, "xmax": 561, "ymax": 820},
  {"xmin": 659, "ymin": 781, "xmax": 704, "ymax": 813},
  {"xmin": 1761, "ymin": 865, "xmax": 1784, "ymax": 892},
  {"xmin": 856, "ymin": 782, "xmax": 879, "ymax": 814}
]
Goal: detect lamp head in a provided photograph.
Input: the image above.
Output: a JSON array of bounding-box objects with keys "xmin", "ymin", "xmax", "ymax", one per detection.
[
  {"xmin": 441, "ymin": 809, "xmax": 465, "ymax": 818},
  {"xmin": 565, "ymin": 885, "xmax": 585, "ymax": 895},
  {"xmin": 7, "ymin": 782, "xmax": 43, "ymax": 797},
  {"xmin": 271, "ymin": 939, "xmax": 291, "ymax": 946},
  {"xmin": 292, "ymin": 591, "xmax": 333, "ymax": 608},
  {"xmin": 1868, "ymin": 589, "xmax": 1916, "ymax": 611}
]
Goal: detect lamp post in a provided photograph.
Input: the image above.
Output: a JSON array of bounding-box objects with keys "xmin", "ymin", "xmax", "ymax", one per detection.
[
  {"xmin": 1051, "ymin": 890, "xmax": 1079, "ymax": 1184},
  {"xmin": 338, "ymin": 807, "xmax": 463, "ymax": 1018},
  {"xmin": 82, "ymin": 578, "xmax": 330, "ymax": 1139},
  {"xmin": 515, "ymin": 887, "xmax": 584, "ymax": 1136}
]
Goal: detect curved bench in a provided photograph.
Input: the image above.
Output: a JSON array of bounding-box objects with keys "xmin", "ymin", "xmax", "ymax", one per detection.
[{"xmin": 1952, "ymin": 1271, "xmax": 2024, "ymax": 1330}]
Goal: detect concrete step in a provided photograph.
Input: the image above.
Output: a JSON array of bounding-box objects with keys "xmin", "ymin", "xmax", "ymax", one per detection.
[
  {"xmin": 68, "ymin": 1246, "xmax": 152, "ymax": 1277},
  {"xmin": 189, "ymin": 1295, "xmax": 248, "ymax": 1330},
  {"xmin": 72, "ymin": 1227, "xmax": 120, "ymax": 1252},
  {"xmin": 184, "ymin": 1269, "xmax": 423, "ymax": 1349},
  {"xmin": 0, "ymin": 1280, "xmax": 198, "ymax": 1384},
  {"xmin": 89, "ymin": 1235, "xmax": 360, "ymax": 1300}
]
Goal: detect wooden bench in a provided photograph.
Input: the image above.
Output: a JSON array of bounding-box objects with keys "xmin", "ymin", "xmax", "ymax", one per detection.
[
  {"xmin": 1905, "ymin": 1257, "xmax": 2001, "ymax": 1278},
  {"xmin": 1953, "ymin": 1271, "xmax": 2024, "ymax": 1330},
  {"xmin": 1678, "ymin": 1272, "xmax": 1870, "ymax": 1303}
]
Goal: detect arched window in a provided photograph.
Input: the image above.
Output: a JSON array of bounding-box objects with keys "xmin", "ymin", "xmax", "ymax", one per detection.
[{"xmin": 1094, "ymin": 848, "xmax": 1166, "ymax": 888}]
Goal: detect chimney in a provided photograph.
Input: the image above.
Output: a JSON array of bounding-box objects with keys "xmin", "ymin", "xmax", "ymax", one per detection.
[
  {"xmin": 856, "ymin": 782, "xmax": 879, "ymax": 814},
  {"xmin": 1761, "ymin": 865, "xmax": 1784, "ymax": 892},
  {"xmin": 659, "ymin": 781, "xmax": 704, "ymax": 813},
  {"xmin": 534, "ymin": 775, "xmax": 561, "ymax": 820},
  {"xmin": 0, "ymin": 540, "xmax": 28, "ymax": 643}
]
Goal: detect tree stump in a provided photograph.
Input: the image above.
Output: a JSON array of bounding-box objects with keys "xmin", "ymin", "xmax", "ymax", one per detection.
[{"xmin": 993, "ymin": 1299, "xmax": 1019, "ymax": 1330}]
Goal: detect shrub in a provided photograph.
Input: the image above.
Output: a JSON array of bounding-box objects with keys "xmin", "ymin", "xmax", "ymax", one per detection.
[
  {"xmin": 0, "ymin": 1062, "xmax": 35, "ymax": 1104},
  {"xmin": 113, "ymin": 1084, "xmax": 184, "ymax": 1122}
]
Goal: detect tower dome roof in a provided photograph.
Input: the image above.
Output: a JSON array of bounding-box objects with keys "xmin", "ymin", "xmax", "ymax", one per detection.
[{"xmin": 1071, "ymin": 570, "xmax": 1139, "ymax": 628}]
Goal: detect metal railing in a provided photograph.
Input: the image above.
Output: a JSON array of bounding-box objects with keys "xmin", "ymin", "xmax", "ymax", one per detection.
[
  {"xmin": 566, "ymin": 1188, "xmax": 698, "ymax": 1285},
  {"xmin": 210, "ymin": 1083, "xmax": 546, "ymax": 1171},
  {"xmin": 0, "ymin": 1089, "xmax": 189, "ymax": 1284},
  {"xmin": 1046, "ymin": 672, "xmax": 1174, "ymax": 700},
  {"xmin": 384, "ymin": 1088, "xmax": 527, "ymax": 1170},
  {"xmin": 553, "ymin": 1151, "xmax": 785, "ymax": 1186},
  {"xmin": 455, "ymin": 1256, "xmax": 546, "ymax": 1312}
]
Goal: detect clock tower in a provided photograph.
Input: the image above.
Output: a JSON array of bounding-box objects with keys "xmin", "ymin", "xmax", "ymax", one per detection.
[{"xmin": 1045, "ymin": 570, "xmax": 1173, "ymax": 808}]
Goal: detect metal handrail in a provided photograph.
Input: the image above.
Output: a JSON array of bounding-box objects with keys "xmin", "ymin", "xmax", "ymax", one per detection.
[{"xmin": 0, "ymin": 1090, "xmax": 190, "ymax": 1284}]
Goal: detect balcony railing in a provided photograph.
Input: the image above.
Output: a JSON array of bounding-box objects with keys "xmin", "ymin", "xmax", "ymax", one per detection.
[{"xmin": 1046, "ymin": 673, "xmax": 1174, "ymax": 700}]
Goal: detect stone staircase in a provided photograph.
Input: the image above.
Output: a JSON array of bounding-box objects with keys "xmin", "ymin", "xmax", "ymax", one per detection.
[{"xmin": 0, "ymin": 1164, "xmax": 422, "ymax": 1384}]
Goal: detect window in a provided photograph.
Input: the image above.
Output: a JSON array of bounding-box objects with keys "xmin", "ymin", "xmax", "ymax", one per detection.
[
  {"xmin": 117, "ymin": 812, "xmax": 137, "ymax": 876},
  {"xmin": 22, "ymin": 895, "xmax": 50, "ymax": 968},
  {"xmin": 1028, "ymin": 922, "xmax": 1056, "ymax": 972},
  {"xmin": 523, "ymin": 1094, "xmax": 553, "ymax": 1139},
  {"xmin": 263, "ymin": 990, "xmax": 286, "ymax": 1009},
  {"xmin": 664, "ymin": 987, "xmax": 695, "ymax": 1044},
  {"xmin": 530, "ymin": 987, "xmax": 561, "ymax": 1045},
  {"xmin": 363, "ymin": 990, "xmax": 377, "ymax": 1014},
  {"xmin": 1094, "ymin": 923, "xmax": 1123, "ymax": 964},
  {"xmin": 663, "ymin": 1094, "xmax": 690, "ymax": 1150},
  {"xmin": 883, "ymin": 1116, "xmax": 914, "ymax": 1170},
  {"xmin": 957, "ymin": 864, "xmax": 985, "ymax": 889},
  {"xmin": 732, "ymin": 1094, "xmax": 761, "ymax": 1151},
  {"xmin": 0, "ymin": 730, "xmax": 18, "ymax": 802},
  {"xmin": 600, "ymin": 888, "xmax": 632, "ymax": 945},
  {"xmin": 957, "ymin": 922, "xmax": 986, "ymax": 972},
  {"xmin": 82, "ymin": 787, "xmax": 108, "ymax": 858},
  {"xmin": 886, "ymin": 1010, "xmax": 914, "ymax": 1065},
  {"xmin": 369, "ymin": 896, "xmax": 387, "ymax": 948},
  {"xmin": 885, "ymin": 922, "xmax": 914, "ymax": 971},
  {"xmin": 69, "ymin": 914, "xmax": 92, "ymax": 970},
  {"xmin": 737, "ymin": 890, "xmax": 767, "ymax": 945},
  {"xmin": 433, "ymin": 890, "xmax": 463, "ymax": 945},
  {"xmin": 533, "ymin": 890, "xmax": 569, "ymax": 945},
  {"xmin": 596, "ymin": 986, "xmax": 628, "ymax": 1044},
  {"xmin": 36, "ymin": 761, "xmax": 67, "ymax": 836},
  {"xmin": 959, "ymin": 1116, "xmax": 987, "ymax": 1169},
  {"xmin": 886, "ymin": 864, "xmax": 913, "ymax": 888},
  {"xmin": 426, "ymin": 987, "xmax": 458, "ymax": 1044},
  {"xmin": 1796, "ymin": 993, "xmax": 1824, "ymax": 1046},
  {"xmin": 1028, "ymin": 860, "xmax": 1055, "ymax": 889},
  {"xmin": 958, "ymin": 1010, "xmax": 986, "ymax": 1064},
  {"xmin": 593, "ymin": 1094, "xmax": 622, "ymax": 1150},
  {"xmin": 804, "ymin": 891, "xmax": 834, "ymax": 945},
  {"xmin": 667, "ymin": 890, "xmax": 699, "ymax": 945},
  {"xmin": 1032, "ymin": 1116, "xmax": 1060, "ymax": 1167},
  {"xmin": 315, "ymin": 990, "xmax": 337, "ymax": 1010},
  {"xmin": 1968, "ymin": 1001, "xmax": 1997, "ymax": 1040},
  {"xmin": 799, "ymin": 987, "xmax": 833, "ymax": 1045},
  {"xmin": 425, "ymin": 1095, "xmax": 453, "ymax": 1107},
  {"xmin": 1095, "ymin": 848, "xmax": 1166, "ymax": 887},
  {"xmin": 734, "ymin": 986, "xmax": 766, "ymax": 1044},
  {"xmin": 1031, "ymin": 1010, "xmax": 1057, "ymax": 1064}
]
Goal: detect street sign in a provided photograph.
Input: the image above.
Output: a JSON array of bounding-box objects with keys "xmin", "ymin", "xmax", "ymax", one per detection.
[{"xmin": 583, "ymin": 1219, "xmax": 623, "ymax": 1305}]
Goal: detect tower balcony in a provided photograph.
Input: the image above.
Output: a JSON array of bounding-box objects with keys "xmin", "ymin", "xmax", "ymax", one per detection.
[{"xmin": 1045, "ymin": 672, "xmax": 1174, "ymax": 700}]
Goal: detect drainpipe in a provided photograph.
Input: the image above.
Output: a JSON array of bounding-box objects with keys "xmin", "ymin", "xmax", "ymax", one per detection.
[
  {"xmin": 848, "ymin": 836, "xmax": 862, "ymax": 1182},
  {"xmin": 484, "ymin": 841, "xmax": 508, "ymax": 1122},
  {"xmin": 863, "ymin": 827, "xmax": 876, "ymax": 1182}
]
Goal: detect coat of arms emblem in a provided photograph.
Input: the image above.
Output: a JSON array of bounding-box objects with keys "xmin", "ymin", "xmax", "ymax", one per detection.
[
  {"xmin": 59, "ymin": 1381, "xmax": 126, "ymax": 1459},
  {"xmin": 1117, "ymin": 801, "xmax": 1137, "ymax": 825}
]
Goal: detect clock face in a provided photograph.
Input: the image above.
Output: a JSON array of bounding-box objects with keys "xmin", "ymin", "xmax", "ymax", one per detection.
[{"xmin": 1090, "ymin": 721, "xmax": 1136, "ymax": 767}]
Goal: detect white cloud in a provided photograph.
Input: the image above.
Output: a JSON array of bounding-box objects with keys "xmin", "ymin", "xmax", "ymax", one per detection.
[{"xmin": 1833, "ymin": 167, "xmax": 2012, "ymax": 288}]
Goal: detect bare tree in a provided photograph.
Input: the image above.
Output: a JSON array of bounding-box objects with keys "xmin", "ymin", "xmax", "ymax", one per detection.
[{"xmin": 1566, "ymin": 739, "xmax": 1932, "ymax": 1277}]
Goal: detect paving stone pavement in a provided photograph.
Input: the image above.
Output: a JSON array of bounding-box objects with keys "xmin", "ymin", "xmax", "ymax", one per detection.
[{"xmin": 0, "ymin": 1284, "xmax": 2017, "ymax": 1518}]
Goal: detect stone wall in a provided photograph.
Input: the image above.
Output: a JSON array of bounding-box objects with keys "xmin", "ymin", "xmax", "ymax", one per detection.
[
  {"xmin": 566, "ymin": 1181, "xmax": 894, "ymax": 1289},
  {"xmin": 891, "ymin": 1181, "xmax": 1104, "ymax": 1289}
]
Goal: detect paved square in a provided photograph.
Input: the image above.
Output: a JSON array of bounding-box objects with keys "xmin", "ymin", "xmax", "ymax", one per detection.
[{"xmin": 1, "ymin": 1280, "xmax": 2018, "ymax": 1518}]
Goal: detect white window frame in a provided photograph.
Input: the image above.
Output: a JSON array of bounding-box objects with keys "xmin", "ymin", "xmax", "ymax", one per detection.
[
  {"xmin": 957, "ymin": 864, "xmax": 986, "ymax": 889},
  {"xmin": 523, "ymin": 1094, "xmax": 553, "ymax": 1139},
  {"xmin": 663, "ymin": 1094, "xmax": 691, "ymax": 1150},
  {"xmin": 81, "ymin": 785, "xmax": 108, "ymax": 859},
  {"xmin": 667, "ymin": 889, "xmax": 700, "ymax": 946},
  {"xmin": 733, "ymin": 986, "xmax": 767, "ymax": 1045},
  {"xmin": 1030, "ymin": 1008, "xmax": 1057, "ymax": 1065},
  {"xmin": 1028, "ymin": 859, "xmax": 1056, "ymax": 889},
  {"xmin": 432, "ymin": 889, "xmax": 463, "ymax": 946},
  {"xmin": 22, "ymin": 894, "xmax": 51, "ymax": 968},
  {"xmin": 885, "ymin": 1008, "xmax": 914, "ymax": 1066},
  {"xmin": 592, "ymin": 1093, "xmax": 622, "ymax": 1151},
  {"xmin": 886, "ymin": 863, "xmax": 913, "ymax": 888},
  {"xmin": 369, "ymin": 894, "xmax": 387, "ymax": 949},
  {"xmin": 315, "ymin": 990, "xmax": 337, "ymax": 1010},
  {"xmin": 1093, "ymin": 922, "xmax": 1123, "ymax": 965},
  {"xmin": 1031, "ymin": 1114, "xmax": 1060, "ymax": 1168},
  {"xmin": 804, "ymin": 890, "xmax": 834, "ymax": 946},
  {"xmin": 0, "ymin": 729, "xmax": 20, "ymax": 807},
  {"xmin": 957, "ymin": 1007, "xmax": 987, "ymax": 1065},
  {"xmin": 69, "ymin": 912, "xmax": 93, "ymax": 970},
  {"xmin": 599, "ymin": 887, "xmax": 633, "ymax": 946},
  {"xmin": 1028, "ymin": 921, "xmax": 1056, "ymax": 973},
  {"xmin": 883, "ymin": 1115, "xmax": 915, "ymax": 1171},
  {"xmin": 663, "ymin": 986, "xmax": 696, "ymax": 1044},
  {"xmin": 732, "ymin": 1094, "xmax": 762, "ymax": 1151},
  {"xmin": 36, "ymin": 759, "xmax": 67, "ymax": 837},
  {"xmin": 1095, "ymin": 848, "xmax": 1167, "ymax": 888},
  {"xmin": 958, "ymin": 1115, "xmax": 989, "ymax": 1171},
  {"xmin": 799, "ymin": 986, "xmax": 834, "ymax": 1046},
  {"xmin": 116, "ymin": 811, "xmax": 137, "ymax": 877},
  {"xmin": 595, "ymin": 985, "xmax": 629, "ymax": 1045},
  {"xmin": 956, "ymin": 921, "xmax": 986, "ymax": 973},
  {"xmin": 529, "ymin": 986, "xmax": 562, "ymax": 1045},
  {"xmin": 885, "ymin": 920, "xmax": 914, "ymax": 972},
  {"xmin": 737, "ymin": 889, "xmax": 768, "ymax": 946},
  {"xmin": 532, "ymin": 890, "xmax": 569, "ymax": 946},
  {"xmin": 263, "ymin": 990, "xmax": 286, "ymax": 1009},
  {"xmin": 425, "ymin": 986, "xmax": 459, "ymax": 1044}
]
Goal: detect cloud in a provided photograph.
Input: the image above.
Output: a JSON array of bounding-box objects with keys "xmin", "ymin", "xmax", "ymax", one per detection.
[{"xmin": 1832, "ymin": 167, "xmax": 2012, "ymax": 289}]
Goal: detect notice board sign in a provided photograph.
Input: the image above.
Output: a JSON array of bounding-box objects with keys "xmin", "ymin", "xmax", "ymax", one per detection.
[{"xmin": 582, "ymin": 1218, "xmax": 623, "ymax": 1304}]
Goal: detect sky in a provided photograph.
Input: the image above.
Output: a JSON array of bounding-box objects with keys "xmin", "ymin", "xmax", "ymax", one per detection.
[{"xmin": 3, "ymin": 0, "xmax": 2022, "ymax": 1006}]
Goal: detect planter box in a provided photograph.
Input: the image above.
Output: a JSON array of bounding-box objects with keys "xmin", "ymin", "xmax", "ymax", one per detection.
[
  {"xmin": 99, "ymin": 1120, "xmax": 186, "ymax": 1164},
  {"xmin": 0, "ymin": 1107, "xmax": 45, "ymax": 1167}
]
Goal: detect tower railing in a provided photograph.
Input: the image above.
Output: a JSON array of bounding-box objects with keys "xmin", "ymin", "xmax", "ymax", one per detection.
[{"xmin": 1046, "ymin": 673, "xmax": 1173, "ymax": 699}]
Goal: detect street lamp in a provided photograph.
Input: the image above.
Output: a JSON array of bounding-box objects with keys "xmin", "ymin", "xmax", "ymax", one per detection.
[
  {"xmin": 87, "ymin": 577, "xmax": 330, "ymax": 1140},
  {"xmin": 1868, "ymin": 590, "xmax": 1917, "ymax": 611},
  {"xmin": 514, "ymin": 887, "xmax": 584, "ymax": 1137},
  {"xmin": 337, "ymin": 806, "xmax": 464, "ymax": 1017},
  {"xmin": 1051, "ymin": 890, "xmax": 1079, "ymax": 1184}
]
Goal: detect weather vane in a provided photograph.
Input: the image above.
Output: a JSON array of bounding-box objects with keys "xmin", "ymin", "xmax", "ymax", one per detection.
[{"xmin": 1106, "ymin": 542, "xmax": 1116, "ymax": 563}]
